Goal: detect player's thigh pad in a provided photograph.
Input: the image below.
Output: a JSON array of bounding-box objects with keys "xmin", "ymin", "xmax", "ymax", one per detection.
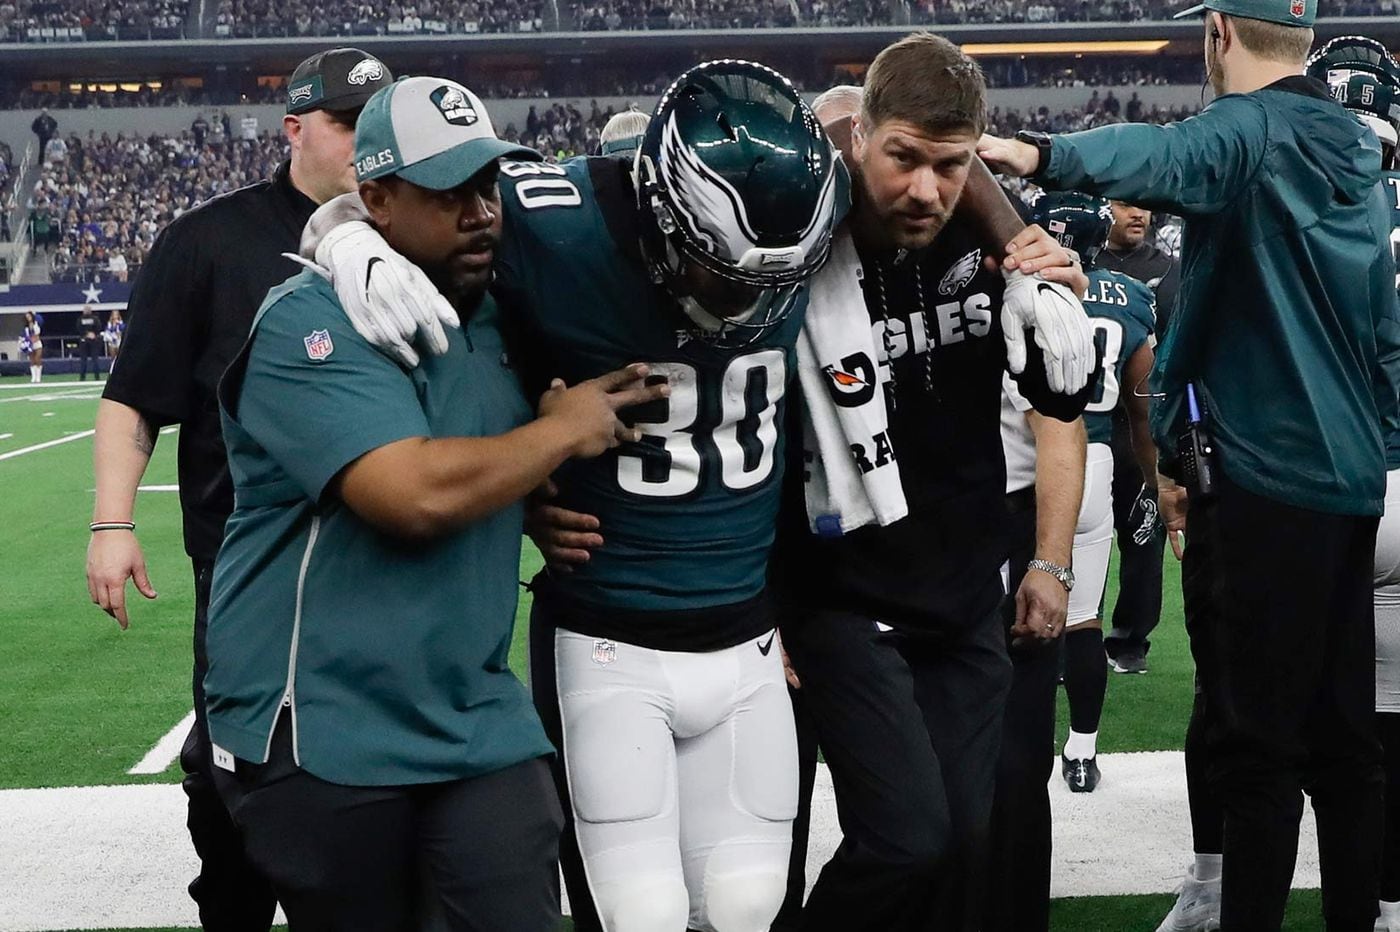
[
  {"xmin": 672, "ymin": 631, "xmax": 797, "ymax": 932},
  {"xmin": 555, "ymin": 628, "xmax": 689, "ymax": 932},
  {"xmin": 1068, "ymin": 443, "xmax": 1115, "ymax": 627}
]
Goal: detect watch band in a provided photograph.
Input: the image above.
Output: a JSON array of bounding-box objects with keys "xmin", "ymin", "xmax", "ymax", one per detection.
[
  {"xmin": 1013, "ymin": 130, "xmax": 1054, "ymax": 178},
  {"xmin": 1027, "ymin": 558, "xmax": 1075, "ymax": 592}
]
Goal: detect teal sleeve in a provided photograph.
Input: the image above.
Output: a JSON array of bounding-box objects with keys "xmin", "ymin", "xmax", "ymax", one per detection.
[
  {"xmin": 1041, "ymin": 96, "xmax": 1268, "ymax": 216},
  {"xmin": 238, "ymin": 291, "xmax": 431, "ymax": 503}
]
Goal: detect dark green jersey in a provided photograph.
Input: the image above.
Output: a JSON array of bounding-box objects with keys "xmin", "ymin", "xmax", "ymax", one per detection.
[
  {"xmin": 1040, "ymin": 76, "xmax": 1400, "ymax": 516},
  {"xmin": 1081, "ymin": 268, "xmax": 1156, "ymax": 446},
  {"xmin": 494, "ymin": 156, "xmax": 805, "ymax": 648},
  {"xmin": 1385, "ymin": 170, "xmax": 1400, "ymax": 469}
]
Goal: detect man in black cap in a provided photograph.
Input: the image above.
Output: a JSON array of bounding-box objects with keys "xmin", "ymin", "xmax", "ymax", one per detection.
[{"xmin": 84, "ymin": 47, "xmax": 392, "ymax": 932}]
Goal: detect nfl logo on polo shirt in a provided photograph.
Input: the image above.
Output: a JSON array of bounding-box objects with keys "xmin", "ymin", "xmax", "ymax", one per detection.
[{"xmin": 304, "ymin": 329, "xmax": 334, "ymax": 361}]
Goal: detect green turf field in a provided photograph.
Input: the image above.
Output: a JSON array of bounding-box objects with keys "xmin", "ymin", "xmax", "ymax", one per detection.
[{"xmin": 0, "ymin": 373, "xmax": 1321, "ymax": 929}]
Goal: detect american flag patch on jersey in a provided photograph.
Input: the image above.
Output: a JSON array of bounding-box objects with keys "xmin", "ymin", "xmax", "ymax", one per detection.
[{"xmin": 303, "ymin": 329, "xmax": 334, "ymax": 361}]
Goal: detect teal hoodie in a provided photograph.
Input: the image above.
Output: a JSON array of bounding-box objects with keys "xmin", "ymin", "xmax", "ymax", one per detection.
[{"xmin": 1039, "ymin": 76, "xmax": 1400, "ymax": 516}]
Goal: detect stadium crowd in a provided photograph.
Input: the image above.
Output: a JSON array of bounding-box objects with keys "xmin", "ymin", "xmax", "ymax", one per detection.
[
  {"xmin": 25, "ymin": 127, "xmax": 286, "ymax": 282},
  {"xmin": 11, "ymin": 88, "xmax": 1195, "ymax": 282},
  {"xmin": 0, "ymin": 0, "xmax": 188, "ymax": 42},
  {"xmin": 0, "ymin": 0, "xmax": 1392, "ymax": 40}
]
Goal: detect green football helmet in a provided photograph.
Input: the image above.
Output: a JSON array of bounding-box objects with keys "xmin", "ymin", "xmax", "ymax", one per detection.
[
  {"xmin": 1307, "ymin": 35, "xmax": 1400, "ymax": 167},
  {"xmin": 635, "ymin": 59, "xmax": 842, "ymax": 344},
  {"xmin": 1026, "ymin": 190, "xmax": 1115, "ymax": 270}
]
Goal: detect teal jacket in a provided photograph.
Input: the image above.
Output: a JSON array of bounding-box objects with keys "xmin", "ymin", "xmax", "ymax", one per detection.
[{"xmin": 1039, "ymin": 76, "xmax": 1400, "ymax": 516}]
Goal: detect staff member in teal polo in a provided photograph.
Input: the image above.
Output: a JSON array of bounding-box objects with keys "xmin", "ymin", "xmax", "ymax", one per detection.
[
  {"xmin": 204, "ymin": 76, "xmax": 667, "ymax": 931},
  {"xmin": 982, "ymin": 3, "xmax": 1400, "ymax": 929}
]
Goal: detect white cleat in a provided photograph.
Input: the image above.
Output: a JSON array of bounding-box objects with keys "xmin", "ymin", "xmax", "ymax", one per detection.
[{"xmin": 1155, "ymin": 865, "xmax": 1221, "ymax": 932}]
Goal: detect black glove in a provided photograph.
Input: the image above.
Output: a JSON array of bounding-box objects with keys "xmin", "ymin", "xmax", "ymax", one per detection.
[{"xmin": 1127, "ymin": 483, "xmax": 1163, "ymax": 546}]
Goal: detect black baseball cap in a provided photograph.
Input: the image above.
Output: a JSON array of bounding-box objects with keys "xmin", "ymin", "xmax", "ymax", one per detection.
[{"xmin": 286, "ymin": 48, "xmax": 394, "ymax": 115}]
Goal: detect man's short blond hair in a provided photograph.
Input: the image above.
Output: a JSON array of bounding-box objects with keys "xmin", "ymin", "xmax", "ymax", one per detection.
[
  {"xmin": 1229, "ymin": 14, "xmax": 1314, "ymax": 64},
  {"xmin": 811, "ymin": 85, "xmax": 864, "ymax": 123}
]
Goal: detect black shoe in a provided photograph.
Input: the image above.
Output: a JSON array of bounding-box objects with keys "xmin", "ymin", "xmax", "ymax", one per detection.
[
  {"xmin": 1062, "ymin": 754, "xmax": 1100, "ymax": 793},
  {"xmin": 1109, "ymin": 652, "xmax": 1148, "ymax": 674}
]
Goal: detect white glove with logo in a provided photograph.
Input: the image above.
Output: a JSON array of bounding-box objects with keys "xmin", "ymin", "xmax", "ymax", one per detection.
[
  {"xmin": 1000, "ymin": 269, "xmax": 1094, "ymax": 395},
  {"xmin": 292, "ymin": 193, "xmax": 458, "ymax": 369}
]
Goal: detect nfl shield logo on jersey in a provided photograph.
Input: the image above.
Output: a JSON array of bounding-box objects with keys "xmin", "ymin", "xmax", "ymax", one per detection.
[
  {"xmin": 592, "ymin": 639, "xmax": 618, "ymax": 665},
  {"xmin": 303, "ymin": 329, "xmax": 334, "ymax": 361}
]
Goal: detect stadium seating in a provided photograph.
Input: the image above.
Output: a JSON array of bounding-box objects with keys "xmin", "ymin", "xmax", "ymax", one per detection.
[
  {"xmin": 0, "ymin": 0, "xmax": 190, "ymax": 42},
  {"xmin": 27, "ymin": 129, "xmax": 286, "ymax": 282},
  {"xmin": 0, "ymin": 0, "xmax": 1389, "ymax": 41}
]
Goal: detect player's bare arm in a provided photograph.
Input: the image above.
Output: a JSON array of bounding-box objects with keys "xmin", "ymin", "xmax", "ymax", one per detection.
[{"xmin": 86, "ymin": 399, "xmax": 160, "ymax": 629}]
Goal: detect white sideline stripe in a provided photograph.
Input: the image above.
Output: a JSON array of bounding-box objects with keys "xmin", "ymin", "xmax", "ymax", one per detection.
[
  {"xmin": 126, "ymin": 710, "xmax": 196, "ymax": 775},
  {"xmin": 0, "ymin": 433, "xmax": 12, "ymax": 440},
  {"xmin": 0, "ymin": 429, "xmax": 94, "ymax": 461},
  {"xmin": 138, "ymin": 485, "xmax": 180, "ymax": 493},
  {"xmin": 1, "ymin": 751, "xmax": 1322, "ymax": 931},
  {"xmin": 0, "ymin": 389, "xmax": 103, "ymax": 403},
  {"xmin": 160, "ymin": 427, "xmax": 178, "ymax": 435}
]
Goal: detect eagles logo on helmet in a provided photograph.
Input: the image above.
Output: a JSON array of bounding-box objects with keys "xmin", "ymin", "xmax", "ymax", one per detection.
[{"xmin": 634, "ymin": 59, "xmax": 843, "ymax": 346}]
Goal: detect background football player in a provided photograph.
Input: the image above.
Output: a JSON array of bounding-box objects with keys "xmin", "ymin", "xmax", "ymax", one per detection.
[{"xmin": 1022, "ymin": 190, "xmax": 1159, "ymax": 794}]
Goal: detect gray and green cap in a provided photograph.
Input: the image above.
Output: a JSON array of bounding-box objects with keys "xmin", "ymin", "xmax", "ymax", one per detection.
[
  {"xmin": 1174, "ymin": 0, "xmax": 1316, "ymax": 26},
  {"xmin": 353, "ymin": 77, "xmax": 540, "ymax": 190}
]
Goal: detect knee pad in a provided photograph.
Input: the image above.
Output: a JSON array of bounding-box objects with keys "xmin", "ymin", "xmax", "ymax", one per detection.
[
  {"xmin": 701, "ymin": 869, "xmax": 788, "ymax": 932},
  {"xmin": 598, "ymin": 874, "xmax": 690, "ymax": 932}
]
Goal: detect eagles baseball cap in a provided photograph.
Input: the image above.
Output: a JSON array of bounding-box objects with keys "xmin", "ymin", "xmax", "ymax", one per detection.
[
  {"xmin": 287, "ymin": 48, "xmax": 393, "ymax": 115},
  {"xmin": 1174, "ymin": 0, "xmax": 1316, "ymax": 26},
  {"xmin": 353, "ymin": 77, "xmax": 540, "ymax": 190}
]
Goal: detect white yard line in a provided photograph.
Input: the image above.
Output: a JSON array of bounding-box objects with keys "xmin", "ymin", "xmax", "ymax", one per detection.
[
  {"xmin": 138, "ymin": 485, "xmax": 180, "ymax": 493},
  {"xmin": 126, "ymin": 710, "xmax": 196, "ymax": 776},
  {"xmin": 0, "ymin": 433, "xmax": 12, "ymax": 441},
  {"xmin": 0, "ymin": 430, "xmax": 94, "ymax": 462},
  {"xmin": 0, "ymin": 390, "xmax": 103, "ymax": 403},
  {"xmin": 0, "ymin": 752, "xmax": 1320, "ymax": 931},
  {"xmin": 160, "ymin": 427, "xmax": 178, "ymax": 435}
]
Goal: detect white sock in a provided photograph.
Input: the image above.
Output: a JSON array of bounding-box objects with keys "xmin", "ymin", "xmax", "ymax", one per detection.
[
  {"xmin": 1064, "ymin": 729, "xmax": 1098, "ymax": 760},
  {"xmin": 1194, "ymin": 852, "xmax": 1222, "ymax": 883},
  {"xmin": 30, "ymin": 366, "xmax": 38, "ymax": 382}
]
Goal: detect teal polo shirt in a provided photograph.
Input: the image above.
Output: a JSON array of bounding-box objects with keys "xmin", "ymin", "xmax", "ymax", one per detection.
[{"xmin": 205, "ymin": 270, "xmax": 551, "ymax": 787}]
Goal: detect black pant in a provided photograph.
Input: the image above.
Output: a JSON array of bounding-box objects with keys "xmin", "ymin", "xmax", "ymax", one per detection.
[
  {"xmin": 1381, "ymin": 713, "xmax": 1400, "ymax": 902},
  {"xmin": 780, "ymin": 601, "xmax": 1011, "ymax": 932},
  {"xmin": 1104, "ymin": 415, "xmax": 1165, "ymax": 661},
  {"xmin": 983, "ymin": 497, "xmax": 1059, "ymax": 932},
  {"xmin": 772, "ymin": 683, "xmax": 820, "ymax": 932},
  {"xmin": 214, "ymin": 719, "xmax": 562, "ymax": 932},
  {"xmin": 78, "ymin": 337, "xmax": 100, "ymax": 379},
  {"xmin": 528, "ymin": 584, "xmax": 603, "ymax": 932},
  {"xmin": 186, "ymin": 559, "xmax": 278, "ymax": 932},
  {"xmin": 1184, "ymin": 475, "xmax": 1382, "ymax": 932}
]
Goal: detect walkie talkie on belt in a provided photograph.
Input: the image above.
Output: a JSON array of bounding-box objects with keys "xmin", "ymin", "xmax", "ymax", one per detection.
[{"xmin": 1176, "ymin": 383, "xmax": 1218, "ymax": 500}]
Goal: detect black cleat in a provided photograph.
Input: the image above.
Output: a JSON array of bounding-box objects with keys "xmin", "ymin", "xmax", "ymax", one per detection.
[{"xmin": 1062, "ymin": 754, "xmax": 1101, "ymax": 793}]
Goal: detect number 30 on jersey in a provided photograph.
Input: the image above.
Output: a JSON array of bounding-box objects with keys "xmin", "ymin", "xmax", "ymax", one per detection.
[{"xmin": 617, "ymin": 351, "xmax": 785, "ymax": 498}]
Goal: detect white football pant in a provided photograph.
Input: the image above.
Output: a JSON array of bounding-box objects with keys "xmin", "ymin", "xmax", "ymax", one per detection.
[
  {"xmin": 554, "ymin": 626, "xmax": 798, "ymax": 932},
  {"xmin": 1375, "ymin": 469, "xmax": 1400, "ymax": 713},
  {"xmin": 1068, "ymin": 442, "xmax": 1115, "ymax": 628}
]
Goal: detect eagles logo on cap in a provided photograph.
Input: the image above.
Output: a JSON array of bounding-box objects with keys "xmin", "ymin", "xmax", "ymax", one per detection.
[
  {"xmin": 347, "ymin": 59, "xmax": 384, "ymax": 86},
  {"xmin": 431, "ymin": 86, "xmax": 478, "ymax": 127}
]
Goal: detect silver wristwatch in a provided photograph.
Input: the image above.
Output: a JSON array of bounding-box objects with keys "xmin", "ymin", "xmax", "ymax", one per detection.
[{"xmin": 1027, "ymin": 559, "xmax": 1075, "ymax": 592}]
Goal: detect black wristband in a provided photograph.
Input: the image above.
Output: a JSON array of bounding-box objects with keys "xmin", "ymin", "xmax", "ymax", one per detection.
[{"xmin": 1014, "ymin": 130, "xmax": 1054, "ymax": 178}]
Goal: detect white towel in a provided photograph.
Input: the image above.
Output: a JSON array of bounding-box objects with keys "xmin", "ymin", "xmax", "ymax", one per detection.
[{"xmin": 797, "ymin": 229, "xmax": 908, "ymax": 537}]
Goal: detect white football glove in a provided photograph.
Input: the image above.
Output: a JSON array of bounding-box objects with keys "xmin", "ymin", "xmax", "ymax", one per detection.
[
  {"xmin": 1000, "ymin": 269, "xmax": 1094, "ymax": 396},
  {"xmin": 297, "ymin": 194, "xmax": 459, "ymax": 369}
]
